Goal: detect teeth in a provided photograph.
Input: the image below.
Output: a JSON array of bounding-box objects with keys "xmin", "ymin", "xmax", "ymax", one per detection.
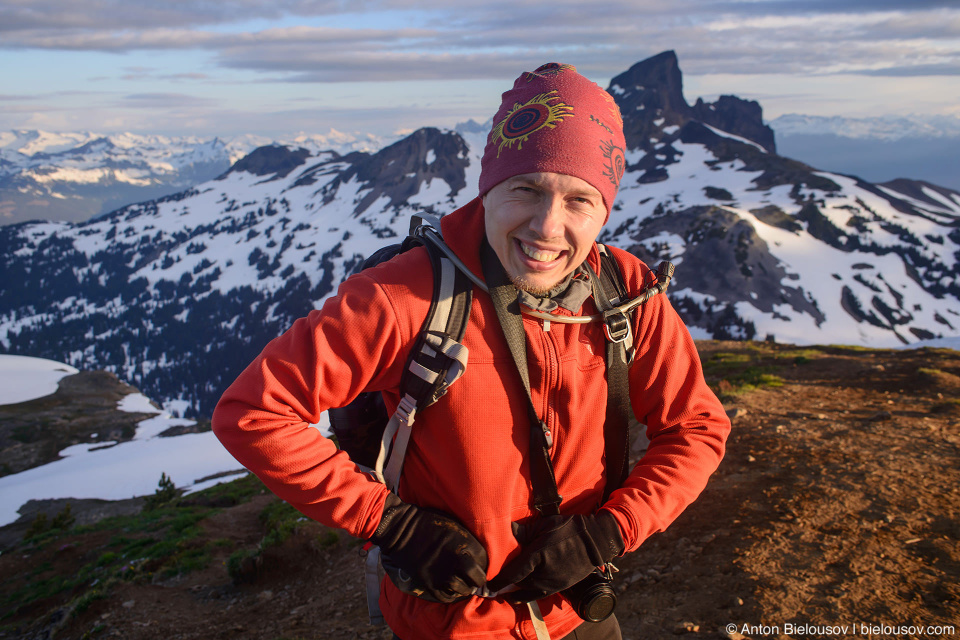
[{"xmin": 520, "ymin": 242, "xmax": 561, "ymax": 262}]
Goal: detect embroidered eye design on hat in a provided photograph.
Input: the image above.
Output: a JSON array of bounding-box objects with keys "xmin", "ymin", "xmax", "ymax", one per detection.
[
  {"xmin": 600, "ymin": 139, "xmax": 626, "ymax": 189},
  {"xmin": 490, "ymin": 91, "xmax": 574, "ymax": 157}
]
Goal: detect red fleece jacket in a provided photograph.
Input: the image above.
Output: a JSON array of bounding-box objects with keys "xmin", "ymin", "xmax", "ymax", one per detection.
[{"xmin": 212, "ymin": 197, "xmax": 730, "ymax": 640}]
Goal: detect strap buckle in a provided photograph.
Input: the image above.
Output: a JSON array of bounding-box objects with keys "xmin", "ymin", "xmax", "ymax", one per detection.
[
  {"xmin": 602, "ymin": 308, "xmax": 630, "ymax": 344},
  {"xmin": 394, "ymin": 393, "xmax": 418, "ymax": 426}
]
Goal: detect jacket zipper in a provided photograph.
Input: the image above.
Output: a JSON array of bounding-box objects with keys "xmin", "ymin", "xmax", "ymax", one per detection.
[{"xmin": 536, "ymin": 318, "xmax": 562, "ymax": 452}]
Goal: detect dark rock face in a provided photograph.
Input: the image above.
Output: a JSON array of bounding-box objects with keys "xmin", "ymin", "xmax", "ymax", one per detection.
[
  {"xmin": 340, "ymin": 127, "xmax": 471, "ymax": 215},
  {"xmin": 608, "ymin": 51, "xmax": 693, "ymax": 152},
  {"xmin": 227, "ymin": 145, "xmax": 311, "ymax": 179},
  {"xmin": 693, "ymin": 95, "xmax": 776, "ymax": 154},
  {"xmin": 623, "ymin": 205, "xmax": 824, "ymax": 328},
  {"xmin": 296, "ymin": 127, "xmax": 471, "ymax": 218},
  {"xmin": 878, "ymin": 179, "xmax": 960, "ymax": 213},
  {"xmin": 607, "ymin": 50, "xmax": 775, "ymax": 155}
]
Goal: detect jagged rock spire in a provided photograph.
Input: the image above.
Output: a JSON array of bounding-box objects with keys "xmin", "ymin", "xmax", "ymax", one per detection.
[{"xmin": 608, "ymin": 50, "xmax": 775, "ymax": 153}]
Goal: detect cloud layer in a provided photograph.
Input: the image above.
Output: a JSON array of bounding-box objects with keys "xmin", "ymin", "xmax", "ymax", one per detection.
[
  {"xmin": 3, "ymin": 0, "xmax": 959, "ymax": 79},
  {"xmin": 2, "ymin": 1, "xmax": 958, "ymax": 137}
]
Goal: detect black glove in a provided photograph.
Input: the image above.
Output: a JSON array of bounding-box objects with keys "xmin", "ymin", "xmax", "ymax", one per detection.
[
  {"xmin": 487, "ymin": 511, "xmax": 623, "ymax": 602},
  {"xmin": 371, "ymin": 493, "xmax": 488, "ymax": 603}
]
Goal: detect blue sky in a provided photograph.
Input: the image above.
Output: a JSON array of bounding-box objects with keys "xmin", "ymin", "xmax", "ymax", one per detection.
[{"xmin": 1, "ymin": 0, "xmax": 959, "ymax": 139}]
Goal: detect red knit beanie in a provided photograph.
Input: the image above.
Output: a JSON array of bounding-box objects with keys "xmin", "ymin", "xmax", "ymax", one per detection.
[{"xmin": 478, "ymin": 63, "xmax": 626, "ymax": 216}]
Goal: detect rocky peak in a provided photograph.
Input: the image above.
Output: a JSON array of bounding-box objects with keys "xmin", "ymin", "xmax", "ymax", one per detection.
[
  {"xmin": 693, "ymin": 95, "xmax": 776, "ymax": 153},
  {"xmin": 608, "ymin": 50, "xmax": 775, "ymax": 154},
  {"xmin": 336, "ymin": 127, "xmax": 471, "ymax": 215},
  {"xmin": 608, "ymin": 50, "xmax": 693, "ymax": 151},
  {"xmin": 225, "ymin": 145, "xmax": 311, "ymax": 179}
]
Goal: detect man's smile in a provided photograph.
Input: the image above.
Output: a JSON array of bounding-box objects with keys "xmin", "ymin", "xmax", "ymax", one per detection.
[{"xmin": 518, "ymin": 239, "xmax": 564, "ymax": 263}]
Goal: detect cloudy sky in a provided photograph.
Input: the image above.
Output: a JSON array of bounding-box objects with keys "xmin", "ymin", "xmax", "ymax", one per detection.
[{"xmin": 2, "ymin": 0, "xmax": 959, "ymax": 139}]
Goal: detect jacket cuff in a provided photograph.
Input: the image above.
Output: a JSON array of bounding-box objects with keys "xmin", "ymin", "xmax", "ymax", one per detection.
[
  {"xmin": 595, "ymin": 510, "xmax": 625, "ymax": 559},
  {"xmin": 372, "ymin": 492, "xmax": 404, "ymax": 541}
]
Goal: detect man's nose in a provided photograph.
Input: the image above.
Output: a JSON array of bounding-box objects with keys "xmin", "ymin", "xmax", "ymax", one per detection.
[{"xmin": 529, "ymin": 196, "xmax": 564, "ymax": 238}]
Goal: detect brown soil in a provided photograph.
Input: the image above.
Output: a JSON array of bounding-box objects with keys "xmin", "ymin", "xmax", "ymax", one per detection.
[
  {"xmin": 2, "ymin": 341, "xmax": 958, "ymax": 640},
  {"xmin": 0, "ymin": 371, "xmax": 156, "ymax": 477}
]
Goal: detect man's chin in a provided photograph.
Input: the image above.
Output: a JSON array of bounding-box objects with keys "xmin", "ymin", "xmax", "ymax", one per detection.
[{"xmin": 510, "ymin": 274, "xmax": 562, "ymax": 297}]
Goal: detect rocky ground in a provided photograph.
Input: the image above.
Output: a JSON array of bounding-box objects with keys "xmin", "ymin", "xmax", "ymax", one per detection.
[
  {"xmin": 0, "ymin": 371, "xmax": 153, "ymax": 478},
  {"xmin": 1, "ymin": 341, "xmax": 958, "ymax": 640}
]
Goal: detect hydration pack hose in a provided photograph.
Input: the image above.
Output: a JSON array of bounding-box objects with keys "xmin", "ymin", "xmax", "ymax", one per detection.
[{"xmin": 417, "ymin": 225, "xmax": 675, "ymax": 325}]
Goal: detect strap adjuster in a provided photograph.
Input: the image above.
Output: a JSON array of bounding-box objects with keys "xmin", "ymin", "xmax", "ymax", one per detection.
[
  {"xmin": 394, "ymin": 393, "xmax": 418, "ymax": 425},
  {"xmin": 602, "ymin": 308, "xmax": 630, "ymax": 343}
]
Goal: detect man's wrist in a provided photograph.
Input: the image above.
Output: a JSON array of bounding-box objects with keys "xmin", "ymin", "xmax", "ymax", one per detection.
[
  {"xmin": 594, "ymin": 510, "xmax": 625, "ymax": 560},
  {"xmin": 372, "ymin": 492, "xmax": 405, "ymax": 542}
]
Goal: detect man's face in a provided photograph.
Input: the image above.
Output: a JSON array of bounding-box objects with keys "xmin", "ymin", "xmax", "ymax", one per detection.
[{"xmin": 483, "ymin": 172, "xmax": 607, "ymax": 295}]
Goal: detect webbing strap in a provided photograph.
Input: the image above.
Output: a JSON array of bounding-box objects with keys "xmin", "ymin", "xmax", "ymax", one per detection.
[
  {"xmin": 597, "ymin": 245, "xmax": 635, "ymax": 357},
  {"xmin": 585, "ymin": 252, "xmax": 634, "ymax": 501},
  {"xmin": 378, "ymin": 393, "xmax": 417, "ymax": 489},
  {"xmin": 365, "ymin": 236, "xmax": 474, "ymax": 626},
  {"xmin": 480, "ymin": 240, "xmax": 562, "ymax": 516},
  {"xmin": 408, "ymin": 360, "xmax": 439, "ymax": 384},
  {"xmin": 427, "ymin": 255, "xmax": 458, "ymax": 334},
  {"xmin": 424, "ymin": 333, "xmax": 469, "ymax": 387},
  {"xmin": 365, "ymin": 546, "xmax": 385, "ymax": 625},
  {"xmin": 527, "ymin": 601, "xmax": 553, "ymax": 640}
]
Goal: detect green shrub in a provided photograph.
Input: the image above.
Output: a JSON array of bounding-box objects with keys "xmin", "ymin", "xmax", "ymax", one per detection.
[
  {"xmin": 51, "ymin": 503, "xmax": 75, "ymax": 530},
  {"xmin": 95, "ymin": 552, "xmax": 118, "ymax": 567},
  {"xmin": 143, "ymin": 472, "xmax": 179, "ymax": 510},
  {"xmin": 25, "ymin": 513, "xmax": 49, "ymax": 539},
  {"xmin": 227, "ymin": 549, "xmax": 260, "ymax": 583},
  {"xmin": 259, "ymin": 500, "xmax": 303, "ymax": 548},
  {"xmin": 317, "ymin": 530, "xmax": 339, "ymax": 549}
]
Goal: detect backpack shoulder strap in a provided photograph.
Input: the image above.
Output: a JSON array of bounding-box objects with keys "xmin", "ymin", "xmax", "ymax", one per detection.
[
  {"xmin": 587, "ymin": 243, "xmax": 634, "ymax": 501},
  {"xmin": 377, "ymin": 226, "xmax": 474, "ymax": 491},
  {"xmin": 363, "ymin": 219, "xmax": 475, "ymax": 626}
]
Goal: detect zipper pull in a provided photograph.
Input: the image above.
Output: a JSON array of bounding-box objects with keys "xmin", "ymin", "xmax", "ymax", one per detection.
[
  {"xmin": 540, "ymin": 421, "xmax": 553, "ymax": 448},
  {"xmin": 542, "ymin": 318, "xmax": 551, "ymax": 332}
]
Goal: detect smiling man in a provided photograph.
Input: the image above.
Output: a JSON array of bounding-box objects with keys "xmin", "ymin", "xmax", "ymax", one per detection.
[
  {"xmin": 483, "ymin": 172, "xmax": 607, "ymax": 295},
  {"xmin": 213, "ymin": 63, "xmax": 730, "ymax": 640}
]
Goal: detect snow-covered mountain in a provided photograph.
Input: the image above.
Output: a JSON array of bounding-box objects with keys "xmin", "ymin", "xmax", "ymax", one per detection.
[
  {"xmin": 0, "ymin": 129, "xmax": 391, "ymax": 226},
  {"xmin": 1, "ymin": 51, "xmax": 958, "ymax": 418}
]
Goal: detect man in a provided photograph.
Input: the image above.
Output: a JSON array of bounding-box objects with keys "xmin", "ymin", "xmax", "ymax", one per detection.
[{"xmin": 213, "ymin": 63, "xmax": 730, "ymax": 640}]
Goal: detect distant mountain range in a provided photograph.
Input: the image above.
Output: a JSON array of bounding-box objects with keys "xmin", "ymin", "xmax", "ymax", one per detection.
[
  {"xmin": 1, "ymin": 50, "xmax": 958, "ymax": 417},
  {"xmin": 770, "ymin": 114, "xmax": 960, "ymax": 190},
  {"xmin": 770, "ymin": 114, "xmax": 960, "ymax": 140},
  {"xmin": 0, "ymin": 130, "xmax": 391, "ymax": 226},
  {"xmin": 3, "ymin": 103, "xmax": 958, "ymax": 228}
]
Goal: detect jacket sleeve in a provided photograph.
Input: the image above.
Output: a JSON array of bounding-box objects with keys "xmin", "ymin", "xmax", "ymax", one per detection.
[
  {"xmin": 211, "ymin": 271, "xmax": 406, "ymax": 540},
  {"xmin": 601, "ymin": 265, "xmax": 731, "ymax": 553}
]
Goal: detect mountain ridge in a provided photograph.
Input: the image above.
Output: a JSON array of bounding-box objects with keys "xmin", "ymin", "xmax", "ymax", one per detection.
[
  {"xmin": 1, "ymin": 51, "xmax": 958, "ymax": 417},
  {"xmin": 0, "ymin": 130, "xmax": 393, "ymax": 226}
]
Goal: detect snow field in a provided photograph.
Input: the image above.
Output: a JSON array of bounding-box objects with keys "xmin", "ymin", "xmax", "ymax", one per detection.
[
  {"xmin": 0, "ymin": 360, "xmax": 246, "ymax": 527},
  {"xmin": 0, "ymin": 355, "xmax": 79, "ymax": 405}
]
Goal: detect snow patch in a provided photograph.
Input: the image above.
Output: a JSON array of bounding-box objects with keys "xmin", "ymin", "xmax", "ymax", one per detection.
[
  {"xmin": 0, "ymin": 355, "xmax": 79, "ymax": 405},
  {"xmin": 702, "ymin": 123, "xmax": 767, "ymax": 152}
]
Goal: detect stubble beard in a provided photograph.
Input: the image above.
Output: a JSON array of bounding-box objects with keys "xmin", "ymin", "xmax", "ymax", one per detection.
[{"xmin": 510, "ymin": 274, "xmax": 558, "ymax": 297}]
